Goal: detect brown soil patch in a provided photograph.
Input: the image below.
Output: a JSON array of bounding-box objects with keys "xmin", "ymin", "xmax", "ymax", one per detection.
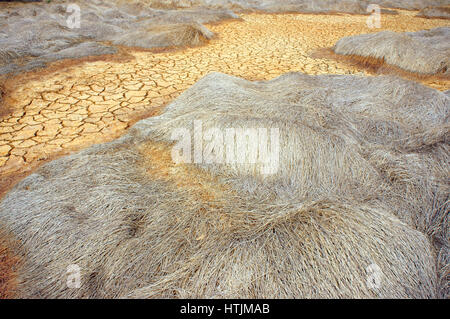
[{"xmin": 138, "ymin": 141, "xmax": 232, "ymax": 204}]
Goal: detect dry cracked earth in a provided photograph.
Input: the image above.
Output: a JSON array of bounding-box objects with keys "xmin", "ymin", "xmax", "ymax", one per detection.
[{"xmin": 1, "ymin": 10, "xmax": 449, "ymax": 195}]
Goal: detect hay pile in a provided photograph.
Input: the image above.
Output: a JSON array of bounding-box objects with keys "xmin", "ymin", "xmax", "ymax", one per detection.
[
  {"xmin": 333, "ymin": 27, "xmax": 450, "ymax": 76},
  {"xmin": 229, "ymin": 0, "xmax": 367, "ymax": 14},
  {"xmin": 0, "ymin": 72, "xmax": 448, "ymax": 298},
  {"xmin": 417, "ymin": 6, "xmax": 450, "ymax": 19}
]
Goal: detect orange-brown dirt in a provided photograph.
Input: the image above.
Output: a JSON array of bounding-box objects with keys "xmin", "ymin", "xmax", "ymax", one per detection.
[
  {"xmin": 0, "ymin": 11, "xmax": 449, "ymax": 199},
  {"xmin": 138, "ymin": 141, "xmax": 234, "ymax": 204}
]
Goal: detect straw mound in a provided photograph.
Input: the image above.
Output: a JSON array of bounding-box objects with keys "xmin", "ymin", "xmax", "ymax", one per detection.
[
  {"xmin": 0, "ymin": 72, "xmax": 448, "ymax": 298},
  {"xmin": 112, "ymin": 23, "xmax": 214, "ymax": 49},
  {"xmin": 417, "ymin": 6, "xmax": 450, "ymax": 19},
  {"xmin": 236, "ymin": 0, "xmax": 367, "ymax": 14},
  {"xmin": 333, "ymin": 27, "xmax": 450, "ymax": 76}
]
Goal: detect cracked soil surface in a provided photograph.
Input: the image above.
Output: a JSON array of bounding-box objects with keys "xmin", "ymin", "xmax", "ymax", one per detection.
[{"xmin": 1, "ymin": 10, "xmax": 449, "ymax": 195}]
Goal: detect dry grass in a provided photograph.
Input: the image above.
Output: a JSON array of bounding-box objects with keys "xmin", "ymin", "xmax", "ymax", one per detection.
[
  {"xmin": 333, "ymin": 27, "xmax": 450, "ymax": 76},
  {"xmin": 123, "ymin": 0, "xmax": 195, "ymax": 9},
  {"xmin": 0, "ymin": 72, "xmax": 447, "ymax": 298},
  {"xmin": 112, "ymin": 23, "xmax": 215, "ymax": 49}
]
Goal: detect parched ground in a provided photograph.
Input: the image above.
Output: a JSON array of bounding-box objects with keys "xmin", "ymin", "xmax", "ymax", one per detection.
[{"xmin": 0, "ymin": 10, "xmax": 449, "ymax": 195}]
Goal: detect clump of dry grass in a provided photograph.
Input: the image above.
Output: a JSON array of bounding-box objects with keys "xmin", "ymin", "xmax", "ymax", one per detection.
[
  {"xmin": 417, "ymin": 6, "xmax": 450, "ymax": 19},
  {"xmin": 0, "ymin": 72, "xmax": 448, "ymax": 298},
  {"xmin": 112, "ymin": 23, "xmax": 214, "ymax": 49},
  {"xmin": 128, "ymin": 0, "xmax": 194, "ymax": 9},
  {"xmin": 313, "ymin": 48, "xmax": 449, "ymax": 84},
  {"xmin": 333, "ymin": 27, "xmax": 450, "ymax": 76}
]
